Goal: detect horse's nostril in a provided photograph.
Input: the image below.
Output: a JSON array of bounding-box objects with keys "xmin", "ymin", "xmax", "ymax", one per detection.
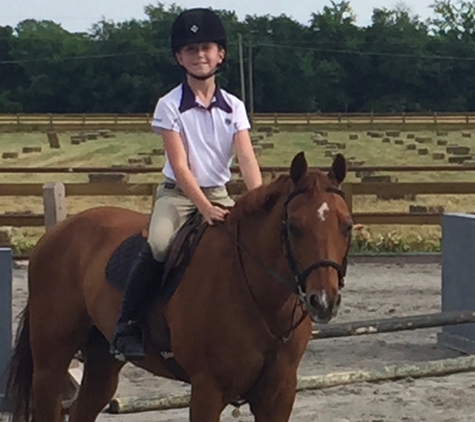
[{"xmin": 309, "ymin": 294, "xmax": 320, "ymax": 310}]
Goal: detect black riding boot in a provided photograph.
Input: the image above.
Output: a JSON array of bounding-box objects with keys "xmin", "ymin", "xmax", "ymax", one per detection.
[{"xmin": 110, "ymin": 242, "xmax": 165, "ymax": 361}]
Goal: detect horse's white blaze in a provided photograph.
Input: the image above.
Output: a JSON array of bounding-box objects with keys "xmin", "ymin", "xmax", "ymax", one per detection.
[
  {"xmin": 317, "ymin": 202, "xmax": 330, "ymax": 221},
  {"xmin": 318, "ymin": 290, "xmax": 329, "ymax": 309}
]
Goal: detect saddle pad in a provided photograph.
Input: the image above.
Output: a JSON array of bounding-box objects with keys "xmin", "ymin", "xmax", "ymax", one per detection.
[{"xmin": 105, "ymin": 233, "xmax": 148, "ymax": 294}]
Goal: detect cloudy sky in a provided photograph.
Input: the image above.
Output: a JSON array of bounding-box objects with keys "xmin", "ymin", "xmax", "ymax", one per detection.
[{"xmin": 2, "ymin": 0, "xmax": 437, "ymax": 32}]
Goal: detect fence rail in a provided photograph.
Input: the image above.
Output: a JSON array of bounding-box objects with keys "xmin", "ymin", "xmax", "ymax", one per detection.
[
  {"xmin": 0, "ymin": 180, "xmax": 474, "ymax": 228},
  {"xmin": 3, "ymin": 112, "xmax": 475, "ymax": 129}
]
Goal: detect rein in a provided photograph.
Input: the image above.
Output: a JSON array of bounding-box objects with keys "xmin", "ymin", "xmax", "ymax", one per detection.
[{"xmin": 217, "ymin": 184, "xmax": 351, "ymax": 342}]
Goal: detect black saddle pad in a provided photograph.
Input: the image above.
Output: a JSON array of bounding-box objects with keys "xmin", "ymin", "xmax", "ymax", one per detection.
[
  {"xmin": 105, "ymin": 211, "xmax": 208, "ymax": 304},
  {"xmin": 105, "ymin": 233, "xmax": 148, "ymax": 294}
]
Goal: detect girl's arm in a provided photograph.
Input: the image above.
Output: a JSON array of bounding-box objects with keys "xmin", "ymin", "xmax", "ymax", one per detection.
[{"xmin": 233, "ymin": 129, "xmax": 262, "ymax": 190}]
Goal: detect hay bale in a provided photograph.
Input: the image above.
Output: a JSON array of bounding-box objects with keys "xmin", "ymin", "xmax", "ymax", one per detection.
[
  {"xmin": 22, "ymin": 146, "xmax": 41, "ymax": 153},
  {"xmin": 386, "ymin": 130, "xmax": 401, "ymax": 137},
  {"xmin": 324, "ymin": 150, "xmax": 334, "ymax": 157},
  {"xmin": 432, "ymin": 153, "xmax": 445, "ymax": 160},
  {"xmin": 2, "ymin": 152, "xmax": 18, "ymax": 159},
  {"xmin": 85, "ymin": 131, "xmax": 99, "ymax": 140},
  {"xmin": 260, "ymin": 142, "xmax": 274, "ymax": 149},
  {"xmin": 152, "ymin": 148, "xmax": 165, "ymax": 156},
  {"xmin": 409, "ymin": 205, "xmax": 428, "ymax": 214},
  {"xmin": 418, "ymin": 148, "xmax": 429, "ymax": 155},
  {"xmin": 335, "ymin": 143, "xmax": 346, "ymax": 149},
  {"xmin": 370, "ymin": 132, "xmax": 384, "ymax": 138},
  {"xmin": 378, "ymin": 193, "xmax": 417, "ymax": 201},
  {"xmin": 315, "ymin": 130, "xmax": 328, "ymax": 137},
  {"xmin": 382, "ymin": 137, "xmax": 391, "ymax": 143},
  {"xmin": 88, "ymin": 173, "xmax": 129, "ymax": 183},
  {"xmin": 462, "ymin": 132, "xmax": 472, "ymax": 138},
  {"xmin": 70, "ymin": 135, "xmax": 85, "ymax": 144},
  {"xmin": 253, "ymin": 146, "xmax": 263, "ymax": 155},
  {"xmin": 142, "ymin": 156, "xmax": 152, "ymax": 165},
  {"xmin": 361, "ymin": 175, "xmax": 394, "ymax": 183},
  {"xmin": 313, "ymin": 139, "xmax": 329, "ymax": 145},
  {"xmin": 325, "ymin": 143, "xmax": 338, "ymax": 150},
  {"xmin": 447, "ymin": 146, "xmax": 471, "ymax": 155},
  {"xmin": 415, "ymin": 137, "xmax": 432, "ymax": 144},
  {"xmin": 437, "ymin": 140, "xmax": 448, "ymax": 146},
  {"xmin": 449, "ymin": 155, "xmax": 472, "ymax": 164},
  {"xmin": 349, "ymin": 134, "xmax": 358, "ymax": 140},
  {"xmin": 436, "ymin": 131, "xmax": 448, "ymax": 136},
  {"xmin": 47, "ymin": 131, "xmax": 61, "ymax": 149},
  {"xmin": 406, "ymin": 144, "xmax": 416, "ymax": 150},
  {"xmin": 251, "ymin": 135, "xmax": 260, "ymax": 145},
  {"xmin": 273, "ymin": 127, "xmax": 280, "ymax": 133},
  {"xmin": 98, "ymin": 129, "xmax": 116, "ymax": 138},
  {"xmin": 355, "ymin": 171, "xmax": 375, "ymax": 178},
  {"xmin": 394, "ymin": 139, "xmax": 404, "ymax": 145},
  {"xmin": 406, "ymin": 133, "xmax": 415, "ymax": 139},
  {"xmin": 257, "ymin": 126, "xmax": 274, "ymax": 133},
  {"xmin": 128, "ymin": 158, "xmax": 143, "ymax": 164},
  {"xmin": 350, "ymin": 160, "xmax": 365, "ymax": 167},
  {"xmin": 409, "ymin": 205, "xmax": 444, "ymax": 214}
]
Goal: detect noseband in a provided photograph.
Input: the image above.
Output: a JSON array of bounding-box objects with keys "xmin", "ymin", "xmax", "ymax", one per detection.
[{"xmin": 281, "ymin": 186, "xmax": 351, "ymax": 302}]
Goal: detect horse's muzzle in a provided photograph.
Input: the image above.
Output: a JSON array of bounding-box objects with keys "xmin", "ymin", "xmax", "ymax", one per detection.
[{"xmin": 306, "ymin": 290, "xmax": 341, "ymax": 323}]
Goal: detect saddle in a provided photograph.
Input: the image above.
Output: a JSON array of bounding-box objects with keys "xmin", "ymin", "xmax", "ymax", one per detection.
[{"xmin": 105, "ymin": 209, "xmax": 208, "ymax": 382}]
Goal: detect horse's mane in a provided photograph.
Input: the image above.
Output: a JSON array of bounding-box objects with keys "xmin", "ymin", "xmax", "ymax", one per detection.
[{"xmin": 228, "ymin": 170, "xmax": 331, "ymax": 222}]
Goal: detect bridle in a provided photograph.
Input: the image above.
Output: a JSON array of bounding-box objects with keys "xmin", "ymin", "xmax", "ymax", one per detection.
[
  {"xmin": 218, "ymin": 184, "xmax": 352, "ymax": 341},
  {"xmin": 281, "ymin": 186, "xmax": 351, "ymax": 303}
]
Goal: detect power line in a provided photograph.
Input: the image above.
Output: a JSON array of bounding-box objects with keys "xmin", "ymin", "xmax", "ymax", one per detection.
[
  {"xmin": 256, "ymin": 42, "xmax": 475, "ymax": 61},
  {"xmin": 2, "ymin": 40, "xmax": 475, "ymax": 65}
]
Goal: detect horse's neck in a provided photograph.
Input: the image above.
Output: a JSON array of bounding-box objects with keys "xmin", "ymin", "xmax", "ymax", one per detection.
[{"xmin": 237, "ymin": 208, "xmax": 296, "ymax": 324}]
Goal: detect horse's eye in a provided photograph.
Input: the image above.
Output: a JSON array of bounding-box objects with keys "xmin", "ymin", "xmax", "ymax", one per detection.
[
  {"xmin": 288, "ymin": 222, "xmax": 302, "ymax": 238},
  {"xmin": 343, "ymin": 222, "xmax": 353, "ymax": 237}
]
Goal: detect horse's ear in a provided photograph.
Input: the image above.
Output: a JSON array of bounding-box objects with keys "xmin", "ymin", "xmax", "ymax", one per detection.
[
  {"xmin": 290, "ymin": 152, "xmax": 307, "ymax": 185},
  {"xmin": 328, "ymin": 153, "xmax": 347, "ymax": 185}
]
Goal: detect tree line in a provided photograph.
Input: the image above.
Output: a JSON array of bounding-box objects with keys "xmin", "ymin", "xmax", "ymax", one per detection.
[{"xmin": 2, "ymin": 0, "xmax": 475, "ymax": 114}]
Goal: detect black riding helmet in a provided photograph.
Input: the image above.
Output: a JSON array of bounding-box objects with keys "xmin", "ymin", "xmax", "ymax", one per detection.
[{"xmin": 171, "ymin": 8, "xmax": 227, "ymax": 80}]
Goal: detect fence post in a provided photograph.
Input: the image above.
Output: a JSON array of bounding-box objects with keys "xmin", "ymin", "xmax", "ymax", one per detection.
[
  {"xmin": 0, "ymin": 248, "xmax": 12, "ymax": 411},
  {"xmin": 43, "ymin": 182, "xmax": 67, "ymax": 231}
]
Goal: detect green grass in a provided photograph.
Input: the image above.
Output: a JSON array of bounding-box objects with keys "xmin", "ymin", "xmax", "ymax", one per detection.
[{"xmin": 2, "ymin": 128, "xmax": 475, "ymax": 252}]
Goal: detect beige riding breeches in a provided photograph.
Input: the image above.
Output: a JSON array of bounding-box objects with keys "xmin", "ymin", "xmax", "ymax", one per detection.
[{"xmin": 147, "ymin": 178, "xmax": 235, "ymax": 261}]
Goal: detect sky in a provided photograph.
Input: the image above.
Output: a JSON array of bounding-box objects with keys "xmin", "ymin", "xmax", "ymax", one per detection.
[{"xmin": 1, "ymin": 0, "xmax": 437, "ymax": 33}]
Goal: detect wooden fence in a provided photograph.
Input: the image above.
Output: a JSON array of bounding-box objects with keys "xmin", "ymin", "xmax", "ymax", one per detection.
[
  {"xmin": 3, "ymin": 112, "xmax": 475, "ymax": 130},
  {"xmin": 1, "ymin": 180, "xmax": 475, "ymax": 227}
]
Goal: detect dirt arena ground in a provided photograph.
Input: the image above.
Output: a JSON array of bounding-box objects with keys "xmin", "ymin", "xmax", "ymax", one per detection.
[{"xmin": 3, "ymin": 260, "xmax": 475, "ymax": 421}]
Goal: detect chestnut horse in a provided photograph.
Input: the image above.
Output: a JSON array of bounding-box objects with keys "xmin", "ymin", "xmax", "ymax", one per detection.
[{"xmin": 5, "ymin": 152, "xmax": 352, "ymax": 422}]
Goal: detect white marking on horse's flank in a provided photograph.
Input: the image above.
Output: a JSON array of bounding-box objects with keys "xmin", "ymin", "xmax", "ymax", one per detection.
[{"xmin": 317, "ymin": 202, "xmax": 330, "ymax": 221}]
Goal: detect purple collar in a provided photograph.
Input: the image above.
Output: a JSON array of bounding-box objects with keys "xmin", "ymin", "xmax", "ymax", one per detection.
[{"xmin": 178, "ymin": 82, "xmax": 232, "ymax": 114}]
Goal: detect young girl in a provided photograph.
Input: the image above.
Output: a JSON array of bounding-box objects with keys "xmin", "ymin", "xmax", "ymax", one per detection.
[{"xmin": 111, "ymin": 8, "xmax": 262, "ymax": 360}]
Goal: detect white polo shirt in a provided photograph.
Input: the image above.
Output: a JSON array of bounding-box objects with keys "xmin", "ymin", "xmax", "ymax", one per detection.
[{"xmin": 151, "ymin": 82, "xmax": 251, "ymax": 187}]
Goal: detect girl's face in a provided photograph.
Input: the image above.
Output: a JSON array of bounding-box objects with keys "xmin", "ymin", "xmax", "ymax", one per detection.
[{"xmin": 176, "ymin": 42, "xmax": 225, "ymax": 77}]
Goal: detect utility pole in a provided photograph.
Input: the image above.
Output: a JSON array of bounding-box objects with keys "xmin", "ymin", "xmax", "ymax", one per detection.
[
  {"xmin": 248, "ymin": 36, "xmax": 254, "ymax": 117},
  {"xmin": 238, "ymin": 33, "xmax": 246, "ymax": 105}
]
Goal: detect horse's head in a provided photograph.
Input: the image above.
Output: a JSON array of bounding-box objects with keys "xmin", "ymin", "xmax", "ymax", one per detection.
[{"xmin": 282, "ymin": 151, "xmax": 352, "ymax": 323}]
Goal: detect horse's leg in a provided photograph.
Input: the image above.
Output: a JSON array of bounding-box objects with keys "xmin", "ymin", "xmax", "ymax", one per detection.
[
  {"xmin": 189, "ymin": 375, "xmax": 227, "ymax": 422},
  {"xmin": 30, "ymin": 321, "xmax": 89, "ymax": 422},
  {"xmin": 247, "ymin": 359, "xmax": 299, "ymax": 422},
  {"xmin": 68, "ymin": 328, "xmax": 125, "ymax": 422}
]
